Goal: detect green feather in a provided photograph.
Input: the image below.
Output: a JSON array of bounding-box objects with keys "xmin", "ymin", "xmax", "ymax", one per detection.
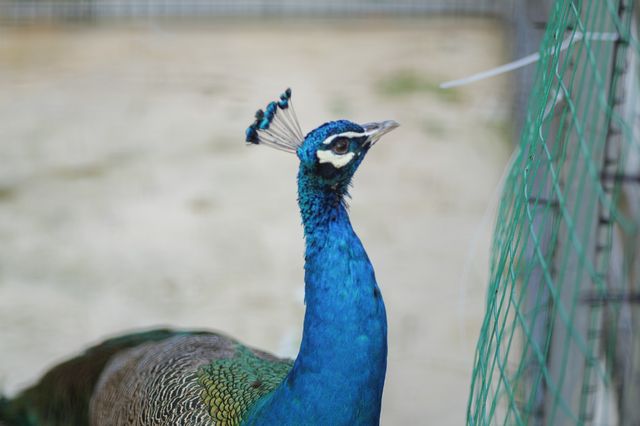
[{"xmin": 198, "ymin": 346, "xmax": 293, "ymax": 425}]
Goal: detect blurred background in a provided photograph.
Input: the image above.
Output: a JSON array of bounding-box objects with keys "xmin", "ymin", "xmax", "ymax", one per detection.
[{"xmin": 0, "ymin": 1, "xmax": 552, "ymax": 424}]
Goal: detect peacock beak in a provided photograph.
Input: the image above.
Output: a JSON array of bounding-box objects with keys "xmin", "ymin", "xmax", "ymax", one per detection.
[{"xmin": 361, "ymin": 120, "xmax": 400, "ymax": 147}]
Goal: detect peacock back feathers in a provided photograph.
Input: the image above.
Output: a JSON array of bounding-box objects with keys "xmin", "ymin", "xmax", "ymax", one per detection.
[
  {"xmin": 1, "ymin": 329, "xmax": 187, "ymax": 426},
  {"xmin": 1, "ymin": 330, "xmax": 292, "ymax": 426},
  {"xmin": 89, "ymin": 332, "xmax": 292, "ymax": 426}
]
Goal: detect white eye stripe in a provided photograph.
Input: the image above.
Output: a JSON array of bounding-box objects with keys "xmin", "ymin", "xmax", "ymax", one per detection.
[
  {"xmin": 316, "ymin": 150, "xmax": 356, "ymax": 168},
  {"xmin": 321, "ymin": 131, "xmax": 366, "ymax": 145}
]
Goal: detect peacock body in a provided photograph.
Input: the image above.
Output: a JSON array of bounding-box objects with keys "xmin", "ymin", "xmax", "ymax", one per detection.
[{"xmin": 0, "ymin": 89, "xmax": 399, "ymax": 426}]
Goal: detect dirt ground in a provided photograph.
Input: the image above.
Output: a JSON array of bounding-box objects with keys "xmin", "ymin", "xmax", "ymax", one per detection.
[{"xmin": 0, "ymin": 18, "xmax": 512, "ymax": 424}]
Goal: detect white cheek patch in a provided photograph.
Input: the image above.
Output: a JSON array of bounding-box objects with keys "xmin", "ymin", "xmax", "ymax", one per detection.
[{"xmin": 316, "ymin": 150, "xmax": 356, "ymax": 168}]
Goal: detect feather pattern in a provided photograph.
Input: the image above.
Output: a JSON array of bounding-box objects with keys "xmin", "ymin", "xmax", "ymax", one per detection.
[{"xmin": 90, "ymin": 333, "xmax": 292, "ymax": 425}]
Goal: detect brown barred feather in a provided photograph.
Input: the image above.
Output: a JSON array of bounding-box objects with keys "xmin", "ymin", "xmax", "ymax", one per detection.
[{"xmin": 89, "ymin": 334, "xmax": 292, "ymax": 425}]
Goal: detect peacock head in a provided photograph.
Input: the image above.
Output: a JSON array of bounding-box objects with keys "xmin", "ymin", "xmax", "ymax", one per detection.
[{"xmin": 245, "ymin": 88, "xmax": 399, "ymax": 192}]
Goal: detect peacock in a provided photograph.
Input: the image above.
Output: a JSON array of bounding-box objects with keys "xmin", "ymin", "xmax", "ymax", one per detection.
[{"xmin": 0, "ymin": 88, "xmax": 399, "ymax": 426}]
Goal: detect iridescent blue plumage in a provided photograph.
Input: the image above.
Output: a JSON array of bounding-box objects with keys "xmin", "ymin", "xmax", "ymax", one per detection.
[
  {"xmin": 240, "ymin": 98, "xmax": 399, "ymax": 425},
  {"xmin": 245, "ymin": 125, "xmax": 258, "ymax": 144},
  {"xmin": 244, "ymin": 88, "xmax": 303, "ymax": 151}
]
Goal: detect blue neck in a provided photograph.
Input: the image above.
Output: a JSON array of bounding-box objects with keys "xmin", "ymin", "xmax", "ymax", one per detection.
[{"xmin": 245, "ymin": 169, "xmax": 388, "ymax": 425}]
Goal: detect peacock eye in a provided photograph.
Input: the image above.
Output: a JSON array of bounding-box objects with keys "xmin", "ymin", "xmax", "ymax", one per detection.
[{"xmin": 332, "ymin": 138, "xmax": 349, "ymax": 155}]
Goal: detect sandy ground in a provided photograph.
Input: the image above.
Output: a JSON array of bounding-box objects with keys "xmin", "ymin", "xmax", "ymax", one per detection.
[{"xmin": 0, "ymin": 18, "xmax": 512, "ymax": 424}]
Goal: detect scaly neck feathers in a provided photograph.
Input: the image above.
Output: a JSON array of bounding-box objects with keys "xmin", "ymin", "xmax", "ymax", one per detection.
[{"xmin": 244, "ymin": 167, "xmax": 388, "ymax": 425}]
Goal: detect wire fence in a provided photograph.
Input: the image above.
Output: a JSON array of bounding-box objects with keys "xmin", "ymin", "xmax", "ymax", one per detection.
[
  {"xmin": 467, "ymin": 0, "xmax": 640, "ymax": 424},
  {"xmin": 0, "ymin": 0, "xmax": 513, "ymax": 22}
]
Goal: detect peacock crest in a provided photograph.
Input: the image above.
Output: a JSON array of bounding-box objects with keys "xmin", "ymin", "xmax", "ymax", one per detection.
[{"xmin": 245, "ymin": 88, "xmax": 305, "ymax": 153}]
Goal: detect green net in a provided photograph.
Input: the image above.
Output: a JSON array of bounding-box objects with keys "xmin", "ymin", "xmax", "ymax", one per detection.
[{"xmin": 467, "ymin": 0, "xmax": 640, "ymax": 425}]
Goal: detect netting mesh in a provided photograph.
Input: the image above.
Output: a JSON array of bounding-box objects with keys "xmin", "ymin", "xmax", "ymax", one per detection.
[{"xmin": 467, "ymin": 0, "xmax": 640, "ymax": 425}]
